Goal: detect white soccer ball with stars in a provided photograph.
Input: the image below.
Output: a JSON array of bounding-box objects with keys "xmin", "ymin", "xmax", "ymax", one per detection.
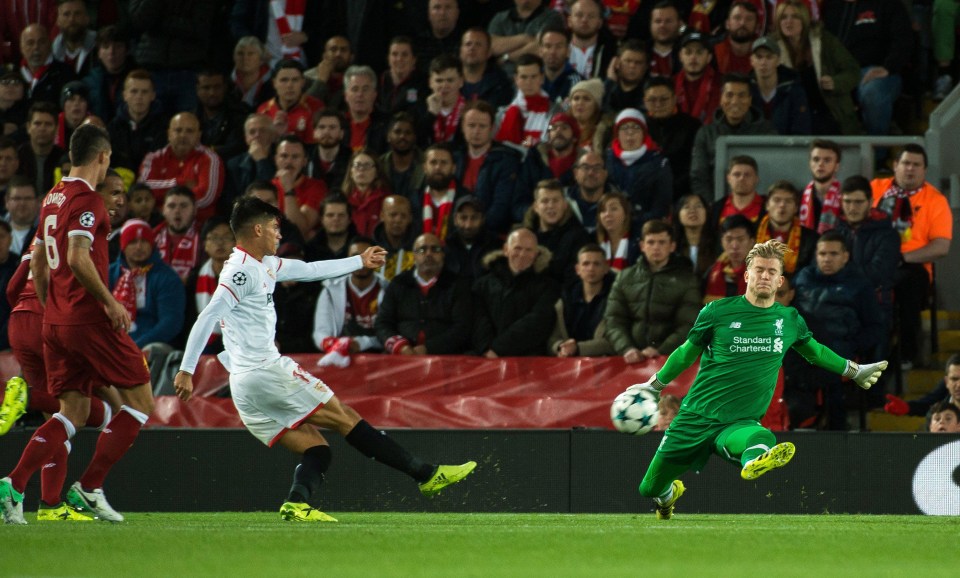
[{"xmin": 610, "ymin": 385, "xmax": 660, "ymax": 435}]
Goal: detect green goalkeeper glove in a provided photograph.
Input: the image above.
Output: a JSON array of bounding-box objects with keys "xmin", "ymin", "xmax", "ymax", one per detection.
[{"xmin": 843, "ymin": 360, "xmax": 888, "ymax": 390}]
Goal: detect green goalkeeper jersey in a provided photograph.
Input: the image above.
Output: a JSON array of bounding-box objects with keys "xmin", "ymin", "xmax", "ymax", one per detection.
[{"xmin": 681, "ymin": 296, "xmax": 812, "ymax": 423}]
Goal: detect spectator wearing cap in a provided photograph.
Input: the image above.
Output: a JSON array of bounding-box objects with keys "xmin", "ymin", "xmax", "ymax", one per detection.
[
  {"xmin": 0, "ymin": 71, "xmax": 29, "ymax": 138},
  {"xmin": 567, "ymin": 78, "xmax": 608, "ymax": 151},
  {"xmin": 643, "ymin": 77, "xmax": 701, "ymax": 200},
  {"xmin": 56, "ymin": 81, "xmax": 91, "ymax": 149},
  {"xmin": 454, "ymin": 101, "xmax": 521, "ymax": 235},
  {"xmin": 139, "ymin": 112, "xmax": 225, "ymax": 224},
  {"xmin": 748, "ymin": 36, "xmax": 811, "ymax": 135},
  {"xmin": 714, "ymin": 1, "xmax": 762, "ymax": 76},
  {"xmin": 257, "ymin": 59, "xmax": 325, "ymax": 145},
  {"xmin": 604, "ymin": 109, "xmax": 672, "ymax": 230},
  {"xmin": 444, "ymin": 195, "xmax": 502, "ymax": 280},
  {"xmin": 109, "ymin": 218, "xmax": 185, "ymax": 348},
  {"xmin": 516, "ymin": 111, "xmax": 581, "ymax": 228},
  {"xmin": 690, "ymin": 74, "xmax": 775, "ymax": 200},
  {"xmin": 83, "ymin": 25, "xmax": 136, "ymax": 123},
  {"xmin": 376, "ymin": 232, "xmax": 473, "ymax": 355},
  {"xmin": 674, "ymin": 31, "xmax": 720, "ymax": 125},
  {"xmin": 52, "ymin": 0, "xmax": 97, "ymax": 76},
  {"xmin": 538, "ymin": 27, "xmax": 582, "ymax": 103},
  {"xmin": 19, "ymin": 24, "xmax": 78, "ymax": 107},
  {"xmin": 496, "ymin": 54, "xmax": 559, "ymax": 149},
  {"xmin": 108, "ymin": 69, "xmax": 169, "ymax": 172}
]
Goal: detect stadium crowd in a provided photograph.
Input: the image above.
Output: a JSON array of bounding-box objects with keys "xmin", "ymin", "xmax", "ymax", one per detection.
[{"xmin": 0, "ymin": 0, "xmax": 956, "ymax": 432}]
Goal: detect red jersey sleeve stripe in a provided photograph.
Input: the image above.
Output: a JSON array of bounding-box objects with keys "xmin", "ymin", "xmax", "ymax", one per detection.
[{"xmin": 219, "ymin": 283, "xmax": 240, "ymax": 302}]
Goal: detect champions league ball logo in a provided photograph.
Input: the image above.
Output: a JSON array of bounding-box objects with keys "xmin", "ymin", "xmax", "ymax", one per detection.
[
  {"xmin": 79, "ymin": 212, "xmax": 96, "ymax": 227},
  {"xmin": 232, "ymin": 272, "xmax": 247, "ymax": 286}
]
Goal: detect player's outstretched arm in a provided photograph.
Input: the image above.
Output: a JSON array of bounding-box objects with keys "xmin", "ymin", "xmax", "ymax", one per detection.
[
  {"xmin": 635, "ymin": 339, "xmax": 705, "ymax": 400},
  {"xmin": 179, "ymin": 284, "xmax": 241, "ymax": 382},
  {"xmin": 275, "ymin": 245, "xmax": 386, "ymax": 284},
  {"xmin": 793, "ymin": 337, "xmax": 888, "ymax": 390}
]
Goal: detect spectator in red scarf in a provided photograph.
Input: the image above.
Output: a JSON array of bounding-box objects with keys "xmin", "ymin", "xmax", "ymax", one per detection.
[
  {"xmin": 596, "ymin": 191, "xmax": 639, "ymax": 273},
  {"xmin": 800, "ymin": 139, "xmax": 843, "ymax": 234},
  {"xmin": 342, "ymin": 150, "xmax": 387, "ymax": 237},
  {"xmin": 417, "ymin": 54, "xmax": 466, "ymax": 147},
  {"xmin": 230, "ymin": 36, "xmax": 275, "ymax": 110},
  {"xmin": 413, "ymin": 143, "xmax": 466, "ymax": 241},
  {"xmin": 19, "ymin": 24, "xmax": 77, "ymax": 107},
  {"xmin": 674, "ymin": 31, "xmax": 720, "ymax": 125},
  {"xmin": 704, "ymin": 214, "xmax": 755, "ymax": 303},
  {"xmin": 152, "ymin": 186, "xmax": 202, "ymax": 282},
  {"xmin": 603, "ymin": 108, "xmax": 673, "ymax": 230},
  {"xmin": 709, "ymin": 154, "xmax": 767, "ymax": 226},
  {"xmin": 109, "ymin": 219, "xmax": 185, "ymax": 348},
  {"xmin": 496, "ymin": 53, "xmax": 558, "ymax": 149},
  {"xmin": 713, "ymin": 2, "xmax": 761, "ymax": 75}
]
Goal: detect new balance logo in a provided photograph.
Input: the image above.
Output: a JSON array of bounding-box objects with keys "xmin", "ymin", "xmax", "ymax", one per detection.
[{"xmin": 729, "ymin": 322, "xmax": 742, "ymax": 329}]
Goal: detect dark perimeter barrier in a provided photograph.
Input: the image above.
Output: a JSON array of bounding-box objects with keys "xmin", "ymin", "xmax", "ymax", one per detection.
[{"xmin": 1, "ymin": 429, "xmax": 957, "ymax": 515}]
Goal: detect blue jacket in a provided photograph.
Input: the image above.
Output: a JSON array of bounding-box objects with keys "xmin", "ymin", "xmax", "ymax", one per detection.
[
  {"xmin": 604, "ymin": 148, "xmax": 673, "ymax": 229},
  {"xmin": 108, "ymin": 251, "xmax": 186, "ymax": 348},
  {"xmin": 792, "ymin": 262, "xmax": 883, "ymax": 359},
  {"xmin": 454, "ymin": 144, "xmax": 521, "ymax": 234}
]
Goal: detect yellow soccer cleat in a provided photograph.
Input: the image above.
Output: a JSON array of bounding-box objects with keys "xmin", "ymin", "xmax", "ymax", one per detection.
[
  {"xmin": 419, "ymin": 461, "xmax": 477, "ymax": 497},
  {"xmin": 37, "ymin": 502, "xmax": 94, "ymax": 522},
  {"xmin": 279, "ymin": 502, "xmax": 338, "ymax": 522},
  {"xmin": 655, "ymin": 479, "xmax": 685, "ymax": 520},
  {"xmin": 741, "ymin": 442, "xmax": 796, "ymax": 481},
  {"xmin": 0, "ymin": 377, "xmax": 29, "ymax": 436}
]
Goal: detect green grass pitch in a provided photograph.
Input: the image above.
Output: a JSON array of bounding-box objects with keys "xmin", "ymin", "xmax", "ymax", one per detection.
[{"xmin": 3, "ymin": 512, "xmax": 958, "ymax": 577}]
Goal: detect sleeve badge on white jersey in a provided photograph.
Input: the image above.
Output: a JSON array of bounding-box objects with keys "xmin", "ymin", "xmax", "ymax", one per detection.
[
  {"xmin": 232, "ymin": 271, "xmax": 247, "ymax": 286},
  {"xmin": 79, "ymin": 211, "xmax": 96, "ymax": 227}
]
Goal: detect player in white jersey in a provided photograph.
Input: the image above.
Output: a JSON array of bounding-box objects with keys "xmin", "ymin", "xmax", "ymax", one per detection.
[{"xmin": 173, "ymin": 197, "xmax": 476, "ymax": 522}]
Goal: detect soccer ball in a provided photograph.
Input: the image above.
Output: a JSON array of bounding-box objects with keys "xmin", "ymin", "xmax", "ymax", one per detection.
[{"xmin": 610, "ymin": 385, "xmax": 660, "ymax": 435}]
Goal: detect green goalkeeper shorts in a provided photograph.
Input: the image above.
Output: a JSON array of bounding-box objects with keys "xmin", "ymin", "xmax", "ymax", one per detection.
[{"xmin": 657, "ymin": 409, "xmax": 765, "ymax": 471}]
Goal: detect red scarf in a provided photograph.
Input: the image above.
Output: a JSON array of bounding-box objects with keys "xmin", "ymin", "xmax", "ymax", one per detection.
[
  {"xmin": 422, "ymin": 182, "xmax": 456, "ymax": 240},
  {"xmin": 433, "ymin": 94, "xmax": 465, "ymax": 143},
  {"xmin": 112, "ymin": 264, "xmax": 152, "ymax": 323},
  {"xmin": 674, "ymin": 67, "xmax": 716, "ymax": 123},
  {"xmin": 601, "ymin": 237, "xmax": 629, "ymax": 272},
  {"xmin": 154, "ymin": 223, "xmax": 200, "ymax": 280},
  {"xmin": 548, "ymin": 148, "xmax": 577, "ymax": 178},
  {"xmin": 876, "ymin": 182, "xmax": 918, "ymax": 239},
  {"xmin": 20, "ymin": 58, "xmax": 50, "ymax": 94},
  {"xmin": 800, "ymin": 179, "xmax": 842, "ymax": 234},
  {"xmin": 496, "ymin": 91, "xmax": 552, "ymax": 146},
  {"xmin": 271, "ymin": 0, "xmax": 306, "ymax": 60},
  {"xmin": 704, "ymin": 254, "xmax": 746, "ymax": 302}
]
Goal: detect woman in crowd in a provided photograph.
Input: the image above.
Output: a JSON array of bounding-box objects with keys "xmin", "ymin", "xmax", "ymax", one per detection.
[
  {"xmin": 342, "ymin": 149, "xmax": 389, "ymax": 237},
  {"xmin": 567, "ymin": 78, "xmax": 612, "ymax": 152},
  {"xmin": 672, "ymin": 193, "xmax": 718, "ymax": 281},
  {"xmin": 596, "ymin": 192, "xmax": 638, "ymax": 273}
]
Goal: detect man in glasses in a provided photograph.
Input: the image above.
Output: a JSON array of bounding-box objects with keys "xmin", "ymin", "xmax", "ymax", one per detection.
[{"xmin": 376, "ymin": 233, "xmax": 472, "ymax": 355}]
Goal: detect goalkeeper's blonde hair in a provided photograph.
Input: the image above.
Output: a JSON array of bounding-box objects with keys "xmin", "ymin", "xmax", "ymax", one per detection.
[{"xmin": 745, "ymin": 239, "xmax": 791, "ymax": 273}]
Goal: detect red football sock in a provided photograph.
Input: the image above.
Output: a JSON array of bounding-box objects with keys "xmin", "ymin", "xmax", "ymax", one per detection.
[
  {"xmin": 79, "ymin": 410, "xmax": 142, "ymax": 490},
  {"xmin": 40, "ymin": 443, "xmax": 69, "ymax": 506},
  {"xmin": 84, "ymin": 400, "xmax": 106, "ymax": 429},
  {"xmin": 27, "ymin": 387, "xmax": 60, "ymax": 414},
  {"xmin": 9, "ymin": 418, "xmax": 69, "ymax": 492}
]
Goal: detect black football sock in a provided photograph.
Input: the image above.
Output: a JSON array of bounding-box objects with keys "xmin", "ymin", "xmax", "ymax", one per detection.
[
  {"xmin": 345, "ymin": 420, "xmax": 435, "ymax": 483},
  {"xmin": 287, "ymin": 445, "xmax": 332, "ymax": 503}
]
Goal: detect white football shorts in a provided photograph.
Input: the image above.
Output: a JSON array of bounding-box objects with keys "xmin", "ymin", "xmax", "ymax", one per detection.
[{"xmin": 229, "ymin": 356, "xmax": 335, "ymax": 446}]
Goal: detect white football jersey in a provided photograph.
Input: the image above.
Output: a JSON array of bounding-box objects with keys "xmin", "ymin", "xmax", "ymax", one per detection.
[{"xmin": 180, "ymin": 248, "xmax": 362, "ymax": 374}]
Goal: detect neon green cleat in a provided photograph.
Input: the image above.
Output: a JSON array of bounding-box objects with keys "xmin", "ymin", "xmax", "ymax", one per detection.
[
  {"xmin": 655, "ymin": 479, "xmax": 685, "ymax": 520},
  {"xmin": 0, "ymin": 377, "xmax": 29, "ymax": 436},
  {"xmin": 37, "ymin": 502, "xmax": 94, "ymax": 522},
  {"xmin": 741, "ymin": 442, "xmax": 796, "ymax": 481},
  {"xmin": 279, "ymin": 502, "xmax": 338, "ymax": 522},
  {"xmin": 0, "ymin": 476, "xmax": 26, "ymax": 525},
  {"xmin": 419, "ymin": 461, "xmax": 477, "ymax": 497}
]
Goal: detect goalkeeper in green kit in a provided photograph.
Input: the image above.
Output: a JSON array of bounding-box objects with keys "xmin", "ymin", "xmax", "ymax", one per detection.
[{"xmin": 632, "ymin": 239, "xmax": 888, "ymax": 519}]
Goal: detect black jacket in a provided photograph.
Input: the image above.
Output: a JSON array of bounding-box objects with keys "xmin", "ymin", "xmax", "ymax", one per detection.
[
  {"xmin": 107, "ymin": 103, "xmax": 169, "ymax": 172},
  {"xmin": 523, "ymin": 212, "xmax": 591, "ymax": 285},
  {"xmin": 129, "ymin": 0, "xmax": 221, "ymax": 69},
  {"xmin": 646, "ymin": 112, "xmax": 701, "ymax": 200},
  {"xmin": 834, "ymin": 213, "xmax": 901, "ymax": 308},
  {"xmin": 25, "ymin": 61, "xmax": 76, "ymax": 107},
  {"xmin": 444, "ymin": 229, "xmax": 503, "ymax": 282},
  {"xmin": 375, "ymin": 268, "xmax": 473, "ymax": 354},
  {"xmin": 454, "ymin": 144, "xmax": 521, "ymax": 234},
  {"xmin": 472, "ymin": 250, "xmax": 560, "ymax": 356},
  {"xmin": 196, "ymin": 98, "xmax": 249, "ymax": 162}
]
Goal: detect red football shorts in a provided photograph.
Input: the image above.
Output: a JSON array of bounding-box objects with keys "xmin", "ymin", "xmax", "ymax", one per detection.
[
  {"xmin": 8, "ymin": 310, "xmax": 46, "ymax": 393},
  {"xmin": 43, "ymin": 321, "xmax": 151, "ymax": 397}
]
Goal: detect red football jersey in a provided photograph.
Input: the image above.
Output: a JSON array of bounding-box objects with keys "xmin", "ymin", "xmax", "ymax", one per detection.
[{"xmin": 36, "ymin": 177, "xmax": 111, "ymax": 325}]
